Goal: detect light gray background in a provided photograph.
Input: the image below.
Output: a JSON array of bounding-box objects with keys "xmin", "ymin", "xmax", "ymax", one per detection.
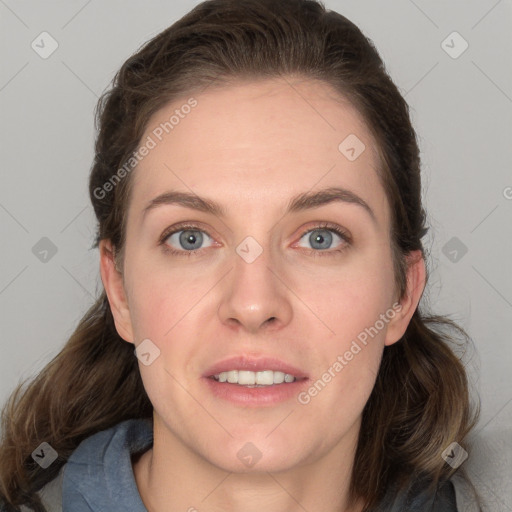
[{"xmin": 1, "ymin": 0, "xmax": 511, "ymax": 439}]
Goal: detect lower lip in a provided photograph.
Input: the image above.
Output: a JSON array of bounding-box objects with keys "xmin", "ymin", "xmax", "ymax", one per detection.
[{"xmin": 203, "ymin": 376, "xmax": 309, "ymax": 407}]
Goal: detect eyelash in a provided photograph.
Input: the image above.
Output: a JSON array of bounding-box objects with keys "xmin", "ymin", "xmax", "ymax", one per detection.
[{"xmin": 158, "ymin": 222, "xmax": 352, "ymax": 258}]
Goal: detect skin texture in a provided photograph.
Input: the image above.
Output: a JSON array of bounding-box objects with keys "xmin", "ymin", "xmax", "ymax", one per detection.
[{"xmin": 100, "ymin": 77, "xmax": 426, "ymax": 512}]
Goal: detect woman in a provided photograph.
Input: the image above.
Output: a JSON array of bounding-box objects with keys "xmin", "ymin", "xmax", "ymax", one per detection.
[{"xmin": 0, "ymin": 0, "xmax": 482, "ymax": 510}]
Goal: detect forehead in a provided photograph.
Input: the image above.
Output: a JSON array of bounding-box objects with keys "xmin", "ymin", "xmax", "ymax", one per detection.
[{"xmin": 128, "ymin": 77, "xmax": 389, "ymax": 229}]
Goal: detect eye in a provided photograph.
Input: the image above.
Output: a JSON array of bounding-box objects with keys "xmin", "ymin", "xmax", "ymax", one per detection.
[
  {"xmin": 158, "ymin": 221, "xmax": 351, "ymax": 258},
  {"xmin": 295, "ymin": 223, "xmax": 351, "ymax": 255},
  {"xmin": 160, "ymin": 225, "xmax": 214, "ymax": 256}
]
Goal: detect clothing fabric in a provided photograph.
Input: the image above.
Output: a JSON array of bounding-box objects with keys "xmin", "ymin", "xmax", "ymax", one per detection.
[
  {"xmin": 62, "ymin": 417, "xmax": 153, "ymax": 512},
  {"xmin": 2, "ymin": 418, "xmax": 481, "ymax": 511}
]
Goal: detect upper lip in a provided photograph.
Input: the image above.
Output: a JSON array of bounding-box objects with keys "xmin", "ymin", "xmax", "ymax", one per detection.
[{"xmin": 203, "ymin": 355, "xmax": 309, "ymax": 379}]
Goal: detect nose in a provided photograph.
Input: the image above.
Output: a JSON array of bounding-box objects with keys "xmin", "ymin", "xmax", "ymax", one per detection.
[{"xmin": 217, "ymin": 242, "xmax": 293, "ymax": 334}]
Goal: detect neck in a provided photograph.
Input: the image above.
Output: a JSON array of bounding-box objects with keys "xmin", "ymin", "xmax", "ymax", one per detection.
[{"xmin": 132, "ymin": 415, "xmax": 365, "ymax": 512}]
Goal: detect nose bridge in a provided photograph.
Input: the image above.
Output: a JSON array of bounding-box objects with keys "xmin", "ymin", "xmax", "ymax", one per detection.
[{"xmin": 217, "ymin": 232, "xmax": 293, "ymax": 332}]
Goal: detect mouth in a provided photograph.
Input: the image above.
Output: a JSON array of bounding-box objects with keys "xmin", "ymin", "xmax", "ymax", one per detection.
[
  {"xmin": 210, "ymin": 369, "xmax": 303, "ymax": 387},
  {"xmin": 203, "ymin": 355, "xmax": 309, "ymax": 406}
]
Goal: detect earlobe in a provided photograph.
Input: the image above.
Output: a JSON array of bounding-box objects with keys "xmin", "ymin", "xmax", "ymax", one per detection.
[
  {"xmin": 384, "ymin": 250, "xmax": 426, "ymax": 347},
  {"xmin": 99, "ymin": 239, "xmax": 134, "ymax": 344}
]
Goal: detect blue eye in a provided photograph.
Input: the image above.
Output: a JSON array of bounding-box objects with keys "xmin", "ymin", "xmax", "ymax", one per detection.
[
  {"xmin": 296, "ymin": 224, "xmax": 350, "ymax": 255},
  {"xmin": 161, "ymin": 227, "xmax": 214, "ymax": 255},
  {"xmin": 159, "ymin": 222, "xmax": 351, "ymax": 257}
]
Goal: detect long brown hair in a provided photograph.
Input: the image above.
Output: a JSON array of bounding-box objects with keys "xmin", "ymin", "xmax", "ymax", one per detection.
[{"xmin": 0, "ymin": 1, "xmax": 480, "ymax": 510}]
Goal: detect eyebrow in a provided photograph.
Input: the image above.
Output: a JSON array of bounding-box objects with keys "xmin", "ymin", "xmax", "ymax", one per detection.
[{"xmin": 142, "ymin": 186, "xmax": 376, "ymax": 224}]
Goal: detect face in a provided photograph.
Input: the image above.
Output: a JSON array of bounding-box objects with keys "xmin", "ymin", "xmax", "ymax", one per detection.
[{"xmin": 102, "ymin": 77, "xmax": 424, "ymax": 474}]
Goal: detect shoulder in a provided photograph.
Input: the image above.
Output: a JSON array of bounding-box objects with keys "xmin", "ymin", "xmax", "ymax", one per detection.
[
  {"xmin": 0, "ymin": 466, "xmax": 65, "ymax": 512},
  {"xmin": 3, "ymin": 418, "xmax": 152, "ymax": 512},
  {"xmin": 0, "ymin": 464, "xmax": 66, "ymax": 512},
  {"xmin": 375, "ymin": 472, "xmax": 467, "ymax": 512},
  {"xmin": 449, "ymin": 471, "xmax": 481, "ymax": 512},
  {"xmin": 449, "ymin": 426, "xmax": 512, "ymax": 512},
  {"xmin": 394, "ymin": 426, "xmax": 512, "ymax": 512},
  {"xmin": 23, "ymin": 465, "xmax": 65, "ymax": 512}
]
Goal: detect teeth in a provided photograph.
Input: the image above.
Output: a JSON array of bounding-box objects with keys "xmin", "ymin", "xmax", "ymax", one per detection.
[
  {"xmin": 213, "ymin": 370, "xmax": 297, "ymax": 386},
  {"xmin": 238, "ymin": 371, "xmax": 255, "ymax": 385},
  {"xmin": 273, "ymin": 371, "xmax": 285, "ymax": 384},
  {"xmin": 257, "ymin": 370, "xmax": 274, "ymax": 385},
  {"xmin": 227, "ymin": 370, "xmax": 238, "ymax": 383}
]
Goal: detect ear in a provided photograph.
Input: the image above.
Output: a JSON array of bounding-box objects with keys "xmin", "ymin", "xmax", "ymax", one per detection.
[
  {"xmin": 99, "ymin": 239, "xmax": 134, "ymax": 344},
  {"xmin": 384, "ymin": 250, "xmax": 426, "ymax": 347}
]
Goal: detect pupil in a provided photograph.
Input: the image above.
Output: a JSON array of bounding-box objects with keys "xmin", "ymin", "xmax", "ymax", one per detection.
[
  {"xmin": 181, "ymin": 230, "xmax": 201, "ymax": 249},
  {"xmin": 311, "ymin": 230, "xmax": 331, "ymax": 250}
]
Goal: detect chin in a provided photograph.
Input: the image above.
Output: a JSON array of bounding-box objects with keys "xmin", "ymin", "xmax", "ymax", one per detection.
[{"xmin": 206, "ymin": 437, "xmax": 308, "ymax": 474}]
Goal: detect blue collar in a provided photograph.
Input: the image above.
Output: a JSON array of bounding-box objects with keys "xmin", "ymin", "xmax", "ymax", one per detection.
[{"xmin": 62, "ymin": 417, "xmax": 153, "ymax": 511}]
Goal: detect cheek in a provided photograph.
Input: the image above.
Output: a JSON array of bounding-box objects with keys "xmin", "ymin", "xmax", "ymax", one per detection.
[
  {"xmin": 127, "ymin": 281, "xmax": 175, "ymax": 341},
  {"xmin": 292, "ymin": 250, "xmax": 395, "ymax": 398},
  {"xmin": 292, "ymin": 253, "xmax": 395, "ymax": 341},
  {"xmin": 124, "ymin": 250, "xmax": 207, "ymax": 340}
]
